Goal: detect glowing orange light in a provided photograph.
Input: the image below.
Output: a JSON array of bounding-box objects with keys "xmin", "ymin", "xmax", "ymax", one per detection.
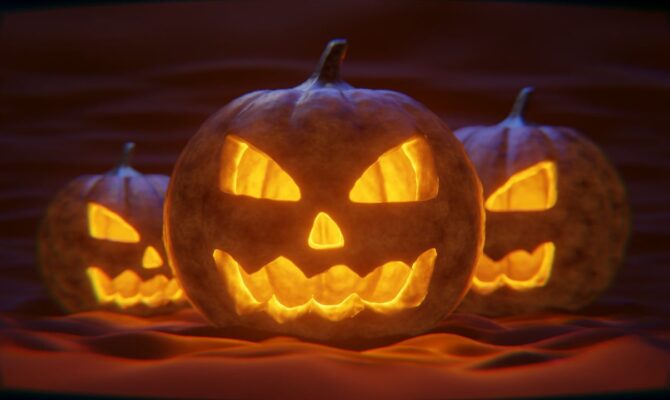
[
  {"xmin": 485, "ymin": 161, "xmax": 557, "ymax": 211},
  {"xmin": 212, "ymin": 248, "xmax": 437, "ymax": 323},
  {"xmin": 87, "ymin": 203, "xmax": 140, "ymax": 243},
  {"xmin": 142, "ymin": 246, "xmax": 163, "ymax": 269},
  {"xmin": 471, "ymin": 242, "xmax": 555, "ymax": 295},
  {"xmin": 308, "ymin": 212, "xmax": 344, "ymax": 250},
  {"xmin": 219, "ymin": 135, "xmax": 301, "ymax": 201},
  {"xmin": 349, "ymin": 137, "xmax": 438, "ymax": 203},
  {"xmin": 86, "ymin": 266, "xmax": 185, "ymax": 308}
]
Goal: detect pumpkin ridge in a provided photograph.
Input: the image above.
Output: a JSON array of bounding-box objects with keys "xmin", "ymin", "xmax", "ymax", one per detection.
[
  {"xmin": 138, "ymin": 173, "xmax": 165, "ymax": 204},
  {"xmin": 79, "ymin": 174, "xmax": 105, "ymax": 202}
]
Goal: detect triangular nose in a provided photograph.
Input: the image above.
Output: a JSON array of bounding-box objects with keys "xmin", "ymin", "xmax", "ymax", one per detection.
[
  {"xmin": 142, "ymin": 245, "xmax": 163, "ymax": 269},
  {"xmin": 308, "ymin": 212, "xmax": 344, "ymax": 250}
]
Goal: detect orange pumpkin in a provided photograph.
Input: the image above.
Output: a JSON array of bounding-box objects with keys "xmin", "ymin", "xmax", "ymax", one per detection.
[
  {"xmin": 456, "ymin": 87, "xmax": 630, "ymax": 316},
  {"xmin": 165, "ymin": 39, "xmax": 484, "ymax": 340},
  {"xmin": 39, "ymin": 143, "xmax": 187, "ymax": 315}
]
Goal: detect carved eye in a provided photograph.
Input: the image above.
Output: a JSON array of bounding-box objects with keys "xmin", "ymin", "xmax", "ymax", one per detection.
[
  {"xmin": 87, "ymin": 203, "xmax": 140, "ymax": 243},
  {"xmin": 485, "ymin": 161, "xmax": 557, "ymax": 212},
  {"xmin": 349, "ymin": 137, "xmax": 439, "ymax": 203},
  {"xmin": 219, "ymin": 135, "xmax": 301, "ymax": 201}
]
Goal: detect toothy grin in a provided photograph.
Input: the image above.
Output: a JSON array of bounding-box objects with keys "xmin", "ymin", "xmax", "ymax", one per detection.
[
  {"xmin": 86, "ymin": 267, "xmax": 186, "ymax": 308},
  {"xmin": 471, "ymin": 242, "xmax": 555, "ymax": 295},
  {"xmin": 212, "ymin": 248, "xmax": 437, "ymax": 323}
]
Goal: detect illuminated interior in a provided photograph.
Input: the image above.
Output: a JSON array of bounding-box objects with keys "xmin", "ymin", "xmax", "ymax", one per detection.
[
  {"xmin": 473, "ymin": 160, "xmax": 558, "ymax": 294},
  {"xmin": 212, "ymin": 248, "xmax": 437, "ymax": 323},
  {"xmin": 142, "ymin": 246, "xmax": 163, "ymax": 269},
  {"xmin": 87, "ymin": 203, "xmax": 140, "ymax": 243},
  {"xmin": 485, "ymin": 161, "xmax": 557, "ymax": 211},
  {"xmin": 219, "ymin": 135, "xmax": 301, "ymax": 201},
  {"xmin": 349, "ymin": 137, "xmax": 439, "ymax": 203},
  {"xmin": 471, "ymin": 242, "xmax": 555, "ymax": 295},
  {"xmin": 308, "ymin": 212, "xmax": 344, "ymax": 250},
  {"xmin": 87, "ymin": 266, "xmax": 185, "ymax": 308}
]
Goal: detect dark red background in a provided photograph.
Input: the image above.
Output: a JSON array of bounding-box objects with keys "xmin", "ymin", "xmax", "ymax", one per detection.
[{"xmin": 1, "ymin": 1, "xmax": 669, "ymax": 398}]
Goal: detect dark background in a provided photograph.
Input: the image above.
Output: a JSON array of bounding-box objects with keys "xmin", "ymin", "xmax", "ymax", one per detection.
[{"xmin": 1, "ymin": 1, "xmax": 669, "ymax": 398}]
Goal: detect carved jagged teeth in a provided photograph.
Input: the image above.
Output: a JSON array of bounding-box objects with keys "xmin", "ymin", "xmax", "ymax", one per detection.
[
  {"xmin": 86, "ymin": 267, "xmax": 185, "ymax": 308},
  {"xmin": 213, "ymin": 248, "xmax": 437, "ymax": 323},
  {"xmin": 471, "ymin": 241, "xmax": 555, "ymax": 295}
]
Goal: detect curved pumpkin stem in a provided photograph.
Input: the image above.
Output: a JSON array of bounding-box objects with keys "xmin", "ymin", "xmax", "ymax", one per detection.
[
  {"xmin": 118, "ymin": 142, "xmax": 136, "ymax": 168},
  {"xmin": 109, "ymin": 142, "xmax": 139, "ymax": 176},
  {"xmin": 300, "ymin": 39, "xmax": 353, "ymax": 89},
  {"xmin": 502, "ymin": 86, "xmax": 533, "ymax": 127}
]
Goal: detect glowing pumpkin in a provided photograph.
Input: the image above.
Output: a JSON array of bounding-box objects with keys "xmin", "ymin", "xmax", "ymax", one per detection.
[
  {"xmin": 38, "ymin": 143, "xmax": 188, "ymax": 315},
  {"xmin": 455, "ymin": 87, "xmax": 630, "ymax": 316},
  {"xmin": 165, "ymin": 39, "xmax": 484, "ymax": 341}
]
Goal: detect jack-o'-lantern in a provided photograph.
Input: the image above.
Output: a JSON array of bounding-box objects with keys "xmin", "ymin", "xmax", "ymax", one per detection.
[
  {"xmin": 39, "ymin": 143, "xmax": 187, "ymax": 315},
  {"xmin": 455, "ymin": 87, "xmax": 629, "ymax": 316},
  {"xmin": 165, "ymin": 39, "xmax": 484, "ymax": 341}
]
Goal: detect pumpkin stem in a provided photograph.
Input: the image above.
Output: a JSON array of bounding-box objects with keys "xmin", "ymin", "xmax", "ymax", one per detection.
[
  {"xmin": 502, "ymin": 86, "xmax": 533, "ymax": 126},
  {"xmin": 118, "ymin": 142, "xmax": 135, "ymax": 167},
  {"xmin": 109, "ymin": 142, "xmax": 139, "ymax": 176},
  {"xmin": 300, "ymin": 39, "xmax": 353, "ymax": 89}
]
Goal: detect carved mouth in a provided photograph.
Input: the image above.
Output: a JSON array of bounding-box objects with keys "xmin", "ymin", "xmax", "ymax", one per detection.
[
  {"xmin": 86, "ymin": 267, "xmax": 186, "ymax": 308},
  {"xmin": 471, "ymin": 242, "xmax": 555, "ymax": 295},
  {"xmin": 212, "ymin": 248, "xmax": 437, "ymax": 323}
]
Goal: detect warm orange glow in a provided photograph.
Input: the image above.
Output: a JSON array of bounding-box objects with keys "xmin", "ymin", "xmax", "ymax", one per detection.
[
  {"xmin": 308, "ymin": 212, "xmax": 344, "ymax": 250},
  {"xmin": 349, "ymin": 137, "xmax": 438, "ymax": 203},
  {"xmin": 219, "ymin": 135, "xmax": 301, "ymax": 201},
  {"xmin": 485, "ymin": 161, "xmax": 557, "ymax": 211},
  {"xmin": 87, "ymin": 203, "xmax": 140, "ymax": 243},
  {"xmin": 212, "ymin": 248, "xmax": 437, "ymax": 323},
  {"xmin": 471, "ymin": 242, "xmax": 555, "ymax": 295},
  {"xmin": 86, "ymin": 266, "xmax": 185, "ymax": 308},
  {"xmin": 142, "ymin": 246, "xmax": 163, "ymax": 269}
]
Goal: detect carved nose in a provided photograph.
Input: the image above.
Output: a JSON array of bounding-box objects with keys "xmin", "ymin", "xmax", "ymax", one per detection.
[
  {"xmin": 308, "ymin": 212, "xmax": 344, "ymax": 250},
  {"xmin": 142, "ymin": 245, "xmax": 163, "ymax": 269}
]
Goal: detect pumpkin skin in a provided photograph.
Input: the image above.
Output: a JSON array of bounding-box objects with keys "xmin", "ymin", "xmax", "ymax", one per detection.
[
  {"xmin": 39, "ymin": 143, "xmax": 187, "ymax": 316},
  {"xmin": 165, "ymin": 39, "xmax": 484, "ymax": 341},
  {"xmin": 455, "ymin": 87, "xmax": 630, "ymax": 316}
]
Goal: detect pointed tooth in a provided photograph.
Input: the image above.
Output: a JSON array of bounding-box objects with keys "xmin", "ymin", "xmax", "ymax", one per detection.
[
  {"xmin": 363, "ymin": 261, "xmax": 410, "ymax": 302},
  {"xmin": 112, "ymin": 270, "xmax": 141, "ymax": 298},
  {"xmin": 474, "ymin": 253, "xmax": 506, "ymax": 282},
  {"xmin": 242, "ymin": 268, "xmax": 273, "ymax": 303},
  {"xmin": 504, "ymin": 242, "xmax": 555, "ymax": 290},
  {"xmin": 167, "ymin": 280, "xmax": 186, "ymax": 302},
  {"xmin": 213, "ymin": 249, "xmax": 261, "ymax": 315},
  {"xmin": 393, "ymin": 248, "xmax": 437, "ymax": 307},
  {"xmin": 313, "ymin": 265, "xmax": 361, "ymax": 304},
  {"xmin": 164, "ymin": 278, "xmax": 179, "ymax": 298},
  {"xmin": 506, "ymin": 245, "xmax": 545, "ymax": 281},
  {"xmin": 265, "ymin": 257, "xmax": 311, "ymax": 307},
  {"xmin": 356, "ymin": 266, "xmax": 383, "ymax": 300},
  {"xmin": 86, "ymin": 267, "xmax": 114, "ymax": 302},
  {"xmin": 140, "ymin": 274, "xmax": 168, "ymax": 297}
]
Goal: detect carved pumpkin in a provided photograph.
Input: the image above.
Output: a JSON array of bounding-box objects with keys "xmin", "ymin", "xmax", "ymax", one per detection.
[
  {"xmin": 39, "ymin": 143, "xmax": 187, "ymax": 315},
  {"xmin": 165, "ymin": 39, "xmax": 484, "ymax": 341},
  {"xmin": 455, "ymin": 87, "xmax": 629, "ymax": 316}
]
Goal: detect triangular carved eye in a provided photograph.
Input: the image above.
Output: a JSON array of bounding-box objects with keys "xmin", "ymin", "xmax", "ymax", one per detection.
[
  {"xmin": 485, "ymin": 161, "xmax": 557, "ymax": 212},
  {"xmin": 87, "ymin": 203, "xmax": 140, "ymax": 243},
  {"xmin": 349, "ymin": 137, "xmax": 439, "ymax": 203},
  {"xmin": 219, "ymin": 135, "xmax": 301, "ymax": 201}
]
